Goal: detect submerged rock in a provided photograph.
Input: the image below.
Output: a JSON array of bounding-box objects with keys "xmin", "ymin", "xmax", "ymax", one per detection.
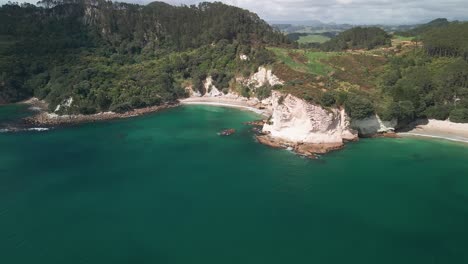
[
  {"xmin": 256, "ymin": 135, "xmax": 344, "ymax": 159},
  {"xmin": 219, "ymin": 129, "xmax": 236, "ymax": 136}
]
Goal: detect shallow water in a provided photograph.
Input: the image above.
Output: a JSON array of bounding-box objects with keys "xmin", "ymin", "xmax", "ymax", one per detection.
[
  {"xmin": 1, "ymin": 105, "xmax": 468, "ymax": 264},
  {"xmin": 0, "ymin": 104, "xmax": 32, "ymax": 125}
]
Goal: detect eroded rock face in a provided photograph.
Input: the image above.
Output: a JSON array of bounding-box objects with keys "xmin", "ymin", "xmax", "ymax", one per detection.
[
  {"xmin": 185, "ymin": 85, "xmax": 202, "ymax": 97},
  {"xmin": 246, "ymin": 66, "xmax": 284, "ymax": 88},
  {"xmin": 54, "ymin": 97, "xmax": 74, "ymax": 113},
  {"xmin": 351, "ymin": 115, "xmax": 397, "ymax": 136},
  {"xmin": 203, "ymin": 76, "xmax": 223, "ymax": 97},
  {"xmin": 262, "ymin": 91, "xmax": 358, "ymax": 144}
]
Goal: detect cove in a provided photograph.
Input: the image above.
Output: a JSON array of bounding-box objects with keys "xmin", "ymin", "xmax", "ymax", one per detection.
[{"xmin": 1, "ymin": 105, "xmax": 468, "ymax": 264}]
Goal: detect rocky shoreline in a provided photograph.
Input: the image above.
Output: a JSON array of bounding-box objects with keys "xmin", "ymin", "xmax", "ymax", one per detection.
[
  {"xmin": 24, "ymin": 104, "xmax": 178, "ymax": 127},
  {"xmin": 255, "ymin": 134, "xmax": 346, "ymax": 159}
]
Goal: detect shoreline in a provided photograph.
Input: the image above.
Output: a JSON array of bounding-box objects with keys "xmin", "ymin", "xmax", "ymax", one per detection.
[
  {"xmin": 398, "ymin": 132, "xmax": 468, "ymax": 144},
  {"xmin": 180, "ymin": 97, "xmax": 271, "ymax": 117},
  {"xmin": 4, "ymin": 97, "xmax": 468, "ymax": 148},
  {"xmin": 397, "ymin": 119, "xmax": 468, "ymax": 144},
  {"xmin": 13, "ymin": 96, "xmax": 270, "ymax": 128},
  {"xmin": 19, "ymin": 101, "xmax": 178, "ymax": 127}
]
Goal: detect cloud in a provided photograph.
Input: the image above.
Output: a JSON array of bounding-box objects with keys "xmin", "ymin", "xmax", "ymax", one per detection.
[{"xmin": 3, "ymin": 0, "xmax": 468, "ymax": 24}]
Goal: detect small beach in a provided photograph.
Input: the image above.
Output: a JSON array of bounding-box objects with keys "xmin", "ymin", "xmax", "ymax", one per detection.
[
  {"xmin": 399, "ymin": 119, "xmax": 468, "ymax": 144},
  {"xmin": 180, "ymin": 97, "xmax": 271, "ymax": 117}
]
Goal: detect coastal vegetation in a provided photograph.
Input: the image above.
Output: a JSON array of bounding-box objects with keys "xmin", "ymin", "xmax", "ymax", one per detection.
[
  {"xmin": 0, "ymin": 0, "xmax": 289, "ymax": 112},
  {"xmin": 267, "ymin": 21, "xmax": 468, "ymax": 124},
  {"xmin": 0, "ymin": 1, "xmax": 467, "ymax": 126},
  {"xmin": 286, "ymin": 33, "xmax": 331, "ymax": 44}
]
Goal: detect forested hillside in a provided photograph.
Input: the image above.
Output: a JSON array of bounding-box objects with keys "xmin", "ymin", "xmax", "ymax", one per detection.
[
  {"xmin": 0, "ymin": 0, "xmax": 288, "ymax": 113},
  {"xmin": 379, "ymin": 22, "xmax": 468, "ymax": 123},
  {"xmin": 321, "ymin": 27, "xmax": 391, "ymax": 51},
  {"xmin": 267, "ymin": 20, "xmax": 468, "ymax": 124},
  {"xmin": 396, "ymin": 18, "xmax": 450, "ymax": 37}
]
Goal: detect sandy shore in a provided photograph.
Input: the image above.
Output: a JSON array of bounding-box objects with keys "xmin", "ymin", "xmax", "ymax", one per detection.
[
  {"xmin": 399, "ymin": 119, "xmax": 468, "ymax": 144},
  {"xmin": 180, "ymin": 97, "xmax": 271, "ymax": 117}
]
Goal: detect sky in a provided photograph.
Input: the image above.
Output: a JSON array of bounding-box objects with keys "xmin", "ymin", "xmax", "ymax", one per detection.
[{"xmin": 4, "ymin": 0, "xmax": 468, "ymax": 25}]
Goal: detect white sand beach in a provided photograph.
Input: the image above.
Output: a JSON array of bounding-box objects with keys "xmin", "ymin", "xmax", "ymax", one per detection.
[
  {"xmin": 399, "ymin": 119, "xmax": 468, "ymax": 144},
  {"xmin": 180, "ymin": 97, "xmax": 271, "ymax": 117}
]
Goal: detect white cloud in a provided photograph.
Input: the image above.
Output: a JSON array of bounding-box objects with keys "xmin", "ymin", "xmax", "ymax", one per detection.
[{"xmin": 3, "ymin": 0, "xmax": 468, "ymax": 24}]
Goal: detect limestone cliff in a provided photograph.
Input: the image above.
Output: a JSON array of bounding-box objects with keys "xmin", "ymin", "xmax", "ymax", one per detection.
[
  {"xmin": 245, "ymin": 66, "xmax": 284, "ymax": 88},
  {"xmin": 262, "ymin": 91, "xmax": 358, "ymax": 145},
  {"xmin": 203, "ymin": 76, "xmax": 223, "ymax": 97}
]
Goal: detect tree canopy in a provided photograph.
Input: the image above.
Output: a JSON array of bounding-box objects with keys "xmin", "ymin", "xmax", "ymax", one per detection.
[
  {"xmin": 321, "ymin": 27, "xmax": 391, "ymax": 51},
  {"xmin": 0, "ymin": 0, "xmax": 289, "ymax": 112}
]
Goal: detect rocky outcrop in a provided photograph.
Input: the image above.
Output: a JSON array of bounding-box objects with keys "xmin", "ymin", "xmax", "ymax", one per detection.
[
  {"xmin": 203, "ymin": 76, "xmax": 223, "ymax": 97},
  {"xmin": 245, "ymin": 66, "xmax": 284, "ymax": 88},
  {"xmin": 351, "ymin": 115, "xmax": 397, "ymax": 136},
  {"xmin": 25, "ymin": 104, "xmax": 177, "ymax": 126},
  {"xmin": 54, "ymin": 97, "xmax": 74, "ymax": 112},
  {"xmin": 262, "ymin": 91, "xmax": 358, "ymax": 145},
  {"xmin": 185, "ymin": 85, "xmax": 202, "ymax": 97},
  {"xmin": 239, "ymin": 54, "xmax": 249, "ymax": 61},
  {"xmin": 256, "ymin": 135, "xmax": 344, "ymax": 158}
]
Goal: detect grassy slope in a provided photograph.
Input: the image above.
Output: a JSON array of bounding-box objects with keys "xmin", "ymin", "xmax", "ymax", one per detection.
[
  {"xmin": 268, "ymin": 46, "xmax": 389, "ymax": 106},
  {"xmin": 297, "ymin": 34, "xmax": 330, "ymax": 44},
  {"xmin": 268, "ymin": 47, "xmax": 338, "ymax": 75},
  {"xmin": 393, "ymin": 35, "xmax": 416, "ymax": 41}
]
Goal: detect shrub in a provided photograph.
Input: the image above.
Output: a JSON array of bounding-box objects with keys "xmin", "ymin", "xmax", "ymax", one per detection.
[
  {"xmin": 335, "ymin": 90, "xmax": 348, "ymax": 106},
  {"xmin": 424, "ymin": 105, "xmax": 451, "ymax": 120},
  {"xmin": 130, "ymin": 97, "xmax": 146, "ymax": 109},
  {"xmin": 397, "ymin": 100, "xmax": 415, "ymax": 125},
  {"xmin": 145, "ymin": 97, "xmax": 162, "ymax": 106},
  {"xmin": 272, "ymin": 84, "xmax": 283, "ymax": 90},
  {"xmin": 378, "ymin": 102, "xmax": 400, "ymax": 121},
  {"xmin": 256, "ymin": 85, "xmax": 272, "ymax": 100},
  {"xmin": 239, "ymin": 86, "xmax": 250, "ymax": 98},
  {"xmin": 78, "ymin": 106, "xmax": 97, "ymax": 115},
  {"xmin": 344, "ymin": 94, "xmax": 375, "ymax": 119},
  {"xmin": 320, "ymin": 91, "xmax": 336, "ymax": 107},
  {"xmin": 278, "ymin": 95, "xmax": 285, "ymax": 105},
  {"xmin": 110, "ymin": 103, "xmax": 132, "ymax": 113},
  {"xmin": 450, "ymin": 108, "xmax": 468, "ymax": 123}
]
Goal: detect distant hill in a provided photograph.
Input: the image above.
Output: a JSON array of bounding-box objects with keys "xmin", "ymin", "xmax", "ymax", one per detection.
[
  {"xmin": 321, "ymin": 27, "xmax": 391, "ymax": 51},
  {"xmin": 269, "ymin": 20, "xmax": 327, "ymax": 27},
  {"xmin": 396, "ymin": 18, "xmax": 451, "ymax": 36}
]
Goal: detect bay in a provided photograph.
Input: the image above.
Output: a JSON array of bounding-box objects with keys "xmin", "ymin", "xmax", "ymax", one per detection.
[{"xmin": 1, "ymin": 105, "xmax": 468, "ymax": 263}]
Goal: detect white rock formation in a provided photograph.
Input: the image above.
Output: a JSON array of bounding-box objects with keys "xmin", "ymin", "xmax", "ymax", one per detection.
[
  {"xmin": 239, "ymin": 54, "xmax": 249, "ymax": 61},
  {"xmin": 246, "ymin": 66, "xmax": 284, "ymax": 88},
  {"xmin": 203, "ymin": 76, "xmax": 223, "ymax": 97},
  {"xmin": 263, "ymin": 91, "xmax": 358, "ymax": 144},
  {"xmin": 54, "ymin": 97, "xmax": 73, "ymax": 112},
  {"xmin": 352, "ymin": 115, "xmax": 397, "ymax": 136},
  {"xmin": 185, "ymin": 85, "xmax": 202, "ymax": 97}
]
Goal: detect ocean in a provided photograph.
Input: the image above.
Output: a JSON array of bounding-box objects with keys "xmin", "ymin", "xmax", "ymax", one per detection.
[{"xmin": 1, "ymin": 104, "xmax": 468, "ymax": 263}]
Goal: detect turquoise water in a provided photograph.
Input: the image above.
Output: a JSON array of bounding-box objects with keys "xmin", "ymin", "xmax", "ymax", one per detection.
[
  {"xmin": 0, "ymin": 104, "xmax": 31, "ymax": 125},
  {"xmin": 1, "ymin": 105, "xmax": 468, "ymax": 264}
]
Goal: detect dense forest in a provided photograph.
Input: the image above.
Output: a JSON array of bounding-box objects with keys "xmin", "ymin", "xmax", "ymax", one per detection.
[
  {"xmin": 377, "ymin": 22, "xmax": 468, "ymax": 123},
  {"xmin": 0, "ymin": 0, "xmax": 288, "ymax": 113},
  {"xmin": 320, "ymin": 27, "xmax": 391, "ymax": 51}
]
